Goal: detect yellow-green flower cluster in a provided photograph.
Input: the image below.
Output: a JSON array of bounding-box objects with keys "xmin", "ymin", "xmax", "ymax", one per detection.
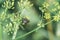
[
  {"xmin": 2, "ymin": 13, "xmax": 22, "ymax": 35},
  {"xmin": 1, "ymin": 0, "xmax": 24, "ymax": 36},
  {"xmin": 43, "ymin": 2, "xmax": 50, "ymax": 8},
  {"xmin": 52, "ymin": 1, "xmax": 60, "ymax": 22},
  {"xmin": 18, "ymin": 0, "xmax": 33, "ymax": 9},
  {"xmin": 53, "ymin": 15, "xmax": 60, "ymax": 22},
  {"xmin": 44, "ymin": 12, "xmax": 51, "ymax": 19},
  {"xmin": 39, "ymin": 1, "xmax": 60, "ymax": 22},
  {"xmin": 3, "ymin": 23, "xmax": 14, "ymax": 35},
  {"xmin": 2, "ymin": 0, "xmax": 14, "ymax": 9}
]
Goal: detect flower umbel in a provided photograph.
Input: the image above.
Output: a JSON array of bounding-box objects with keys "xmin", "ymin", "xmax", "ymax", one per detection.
[
  {"xmin": 43, "ymin": 2, "xmax": 50, "ymax": 8},
  {"xmin": 44, "ymin": 12, "xmax": 51, "ymax": 19},
  {"xmin": 18, "ymin": 0, "xmax": 33, "ymax": 9},
  {"xmin": 2, "ymin": 0, "xmax": 14, "ymax": 9},
  {"xmin": 53, "ymin": 15, "xmax": 60, "ymax": 21}
]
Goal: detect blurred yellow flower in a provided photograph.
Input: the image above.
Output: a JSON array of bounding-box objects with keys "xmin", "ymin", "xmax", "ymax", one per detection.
[
  {"xmin": 44, "ymin": 12, "xmax": 51, "ymax": 19},
  {"xmin": 53, "ymin": 15, "xmax": 60, "ymax": 21},
  {"xmin": 43, "ymin": 2, "xmax": 49, "ymax": 8},
  {"xmin": 18, "ymin": 0, "xmax": 33, "ymax": 9}
]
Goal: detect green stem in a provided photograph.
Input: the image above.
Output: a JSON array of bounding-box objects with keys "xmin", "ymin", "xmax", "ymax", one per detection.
[
  {"xmin": 12, "ymin": 24, "xmax": 19, "ymax": 40},
  {"xmin": 15, "ymin": 19, "xmax": 54, "ymax": 40},
  {"xmin": 0, "ymin": 23, "xmax": 2, "ymax": 40}
]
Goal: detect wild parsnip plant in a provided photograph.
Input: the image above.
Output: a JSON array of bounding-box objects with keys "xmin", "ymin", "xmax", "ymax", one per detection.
[
  {"xmin": 39, "ymin": 1, "xmax": 60, "ymax": 21},
  {"xmin": 0, "ymin": 0, "xmax": 33, "ymax": 40},
  {"xmin": 0, "ymin": 0, "xmax": 60, "ymax": 40}
]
